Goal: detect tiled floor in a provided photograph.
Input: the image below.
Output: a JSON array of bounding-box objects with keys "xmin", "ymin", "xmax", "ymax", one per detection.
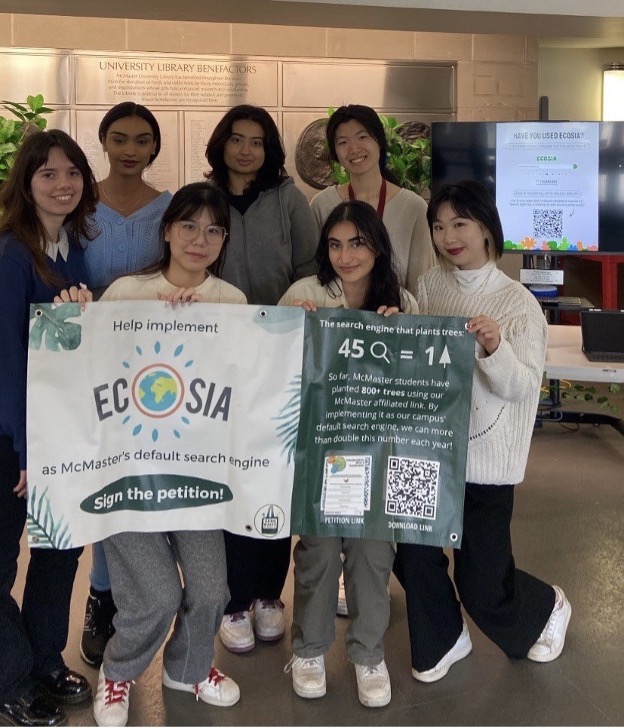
[{"xmin": 14, "ymin": 422, "xmax": 624, "ymax": 726}]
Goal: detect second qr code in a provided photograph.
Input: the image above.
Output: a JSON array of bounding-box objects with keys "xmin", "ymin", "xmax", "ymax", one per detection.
[{"xmin": 385, "ymin": 456, "xmax": 440, "ymax": 520}]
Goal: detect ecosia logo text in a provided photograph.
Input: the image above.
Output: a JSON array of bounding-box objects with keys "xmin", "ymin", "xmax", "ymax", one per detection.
[{"xmin": 91, "ymin": 339, "xmax": 231, "ymax": 442}]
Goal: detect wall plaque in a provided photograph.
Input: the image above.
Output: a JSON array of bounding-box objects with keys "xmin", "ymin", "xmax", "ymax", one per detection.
[
  {"xmin": 75, "ymin": 55, "xmax": 279, "ymax": 107},
  {"xmin": 0, "ymin": 50, "xmax": 70, "ymax": 104},
  {"xmin": 283, "ymin": 61, "xmax": 454, "ymax": 112}
]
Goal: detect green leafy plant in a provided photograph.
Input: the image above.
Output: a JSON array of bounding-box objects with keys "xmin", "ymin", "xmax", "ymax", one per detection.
[
  {"xmin": 327, "ymin": 108, "xmax": 431, "ymax": 195},
  {"xmin": 541, "ymin": 380, "xmax": 623, "ymax": 414},
  {"xmin": 561, "ymin": 381, "xmax": 622, "ymax": 413},
  {"xmin": 0, "ymin": 94, "xmax": 54, "ymax": 183}
]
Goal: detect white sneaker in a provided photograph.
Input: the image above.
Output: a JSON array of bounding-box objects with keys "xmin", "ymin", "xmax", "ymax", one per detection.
[
  {"xmin": 336, "ymin": 575, "xmax": 348, "ymax": 617},
  {"xmin": 253, "ymin": 599, "xmax": 285, "ymax": 641},
  {"xmin": 284, "ymin": 655, "xmax": 326, "ymax": 699},
  {"xmin": 219, "ymin": 611, "xmax": 255, "ymax": 653},
  {"xmin": 412, "ymin": 620, "xmax": 472, "ymax": 683},
  {"xmin": 162, "ymin": 666, "xmax": 240, "ymax": 707},
  {"xmin": 93, "ymin": 666, "xmax": 132, "ymax": 727},
  {"xmin": 354, "ymin": 660, "xmax": 391, "ymax": 708},
  {"xmin": 527, "ymin": 585, "xmax": 571, "ymax": 663}
]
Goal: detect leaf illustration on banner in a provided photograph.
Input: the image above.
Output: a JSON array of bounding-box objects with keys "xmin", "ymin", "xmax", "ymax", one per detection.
[
  {"xmin": 26, "ymin": 485, "xmax": 72, "ymax": 549},
  {"xmin": 29, "ymin": 303, "xmax": 83, "ymax": 352},
  {"xmin": 274, "ymin": 374, "xmax": 302, "ymax": 464}
]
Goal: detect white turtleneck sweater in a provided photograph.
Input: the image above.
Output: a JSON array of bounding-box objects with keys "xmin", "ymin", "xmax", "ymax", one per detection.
[{"xmin": 417, "ymin": 263, "xmax": 547, "ymax": 486}]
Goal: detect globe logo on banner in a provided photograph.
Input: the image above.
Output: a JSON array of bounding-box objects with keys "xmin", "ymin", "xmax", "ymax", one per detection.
[
  {"xmin": 132, "ymin": 364, "xmax": 185, "ymax": 418},
  {"xmin": 328, "ymin": 455, "xmax": 347, "ymax": 473}
]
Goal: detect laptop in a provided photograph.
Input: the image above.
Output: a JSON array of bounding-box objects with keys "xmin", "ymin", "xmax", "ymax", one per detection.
[{"xmin": 580, "ymin": 309, "xmax": 624, "ymax": 363}]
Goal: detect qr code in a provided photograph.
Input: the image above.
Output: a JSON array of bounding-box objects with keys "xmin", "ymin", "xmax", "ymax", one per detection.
[
  {"xmin": 533, "ymin": 209, "xmax": 563, "ymax": 239},
  {"xmin": 385, "ymin": 456, "xmax": 440, "ymax": 520}
]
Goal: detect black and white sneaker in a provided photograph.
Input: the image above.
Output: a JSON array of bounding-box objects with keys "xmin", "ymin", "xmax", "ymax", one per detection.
[{"xmin": 80, "ymin": 587, "xmax": 117, "ymax": 668}]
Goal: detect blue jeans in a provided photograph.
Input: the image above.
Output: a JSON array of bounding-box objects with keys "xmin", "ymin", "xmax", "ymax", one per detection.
[{"xmin": 90, "ymin": 541, "xmax": 111, "ymax": 592}]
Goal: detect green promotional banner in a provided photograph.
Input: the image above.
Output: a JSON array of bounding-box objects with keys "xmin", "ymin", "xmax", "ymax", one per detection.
[{"xmin": 292, "ymin": 310, "xmax": 475, "ymax": 548}]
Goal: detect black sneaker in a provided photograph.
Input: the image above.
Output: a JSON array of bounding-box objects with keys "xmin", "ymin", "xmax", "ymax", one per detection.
[{"xmin": 79, "ymin": 588, "xmax": 116, "ymax": 668}]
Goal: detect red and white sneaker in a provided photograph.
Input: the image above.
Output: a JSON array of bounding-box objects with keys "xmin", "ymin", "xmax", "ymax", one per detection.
[
  {"xmin": 163, "ymin": 666, "xmax": 240, "ymax": 707},
  {"xmin": 93, "ymin": 667, "xmax": 132, "ymax": 727}
]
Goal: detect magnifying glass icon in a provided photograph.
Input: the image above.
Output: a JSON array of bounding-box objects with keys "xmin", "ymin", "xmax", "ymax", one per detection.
[{"xmin": 370, "ymin": 341, "xmax": 390, "ymax": 364}]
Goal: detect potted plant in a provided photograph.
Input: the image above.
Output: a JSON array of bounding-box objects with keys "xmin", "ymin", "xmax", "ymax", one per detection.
[{"xmin": 0, "ymin": 94, "xmax": 54, "ymax": 183}]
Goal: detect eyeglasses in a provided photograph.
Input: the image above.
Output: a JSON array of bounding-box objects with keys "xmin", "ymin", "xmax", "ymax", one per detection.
[{"xmin": 175, "ymin": 220, "xmax": 228, "ymax": 244}]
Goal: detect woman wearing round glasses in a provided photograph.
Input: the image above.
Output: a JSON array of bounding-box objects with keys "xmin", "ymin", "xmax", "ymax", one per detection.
[
  {"xmin": 93, "ymin": 182, "xmax": 246, "ymax": 727},
  {"xmin": 100, "ymin": 209, "xmax": 232, "ymax": 300}
]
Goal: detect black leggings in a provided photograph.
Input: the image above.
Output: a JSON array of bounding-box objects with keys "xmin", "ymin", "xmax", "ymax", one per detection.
[{"xmin": 0, "ymin": 435, "xmax": 83, "ymax": 695}]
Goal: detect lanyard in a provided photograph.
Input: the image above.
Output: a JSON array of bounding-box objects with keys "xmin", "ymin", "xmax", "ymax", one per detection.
[{"xmin": 347, "ymin": 177, "xmax": 387, "ymax": 218}]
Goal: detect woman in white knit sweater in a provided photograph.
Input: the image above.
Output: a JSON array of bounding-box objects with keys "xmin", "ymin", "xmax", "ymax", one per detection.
[{"xmin": 394, "ymin": 180, "xmax": 571, "ymax": 683}]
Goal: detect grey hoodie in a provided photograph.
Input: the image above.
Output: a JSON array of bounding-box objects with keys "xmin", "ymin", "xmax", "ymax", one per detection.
[{"xmin": 221, "ymin": 177, "xmax": 318, "ymax": 305}]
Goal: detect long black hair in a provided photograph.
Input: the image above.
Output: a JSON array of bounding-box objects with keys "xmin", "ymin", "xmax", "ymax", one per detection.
[
  {"xmin": 326, "ymin": 105, "xmax": 398, "ymax": 184},
  {"xmin": 99, "ymin": 102, "xmax": 162, "ymax": 166},
  {"xmin": 317, "ymin": 200, "xmax": 403, "ymax": 311},
  {"xmin": 427, "ymin": 179, "xmax": 504, "ymax": 261},
  {"xmin": 139, "ymin": 182, "xmax": 231, "ymax": 278},
  {"xmin": 205, "ymin": 105, "xmax": 288, "ymax": 193}
]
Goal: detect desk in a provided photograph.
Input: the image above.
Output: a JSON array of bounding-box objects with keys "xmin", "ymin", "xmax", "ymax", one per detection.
[
  {"xmin": 539, "ymin": 297, "xmax": 594, "ymax": 325},
  {"xmin": 541, "ymin": 325, "xmax": 624, "ymax": 434},
  {"xmin": 546, "ymin": 325, "xmax": 624, "ymax": 383}
]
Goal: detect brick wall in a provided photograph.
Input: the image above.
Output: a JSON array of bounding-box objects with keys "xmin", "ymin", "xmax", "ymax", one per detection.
[{"xmin": 0, "ymin": 13, "xmax": 538, "ymax": 121}]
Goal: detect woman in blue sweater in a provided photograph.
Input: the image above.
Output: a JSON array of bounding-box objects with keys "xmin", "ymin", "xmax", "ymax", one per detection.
[
  {"xmin": 0, "ymin": 129, "xmax": 97, "ymax": 727},
  {"xmin": 80, "ymin": 102, "xmax": 173, "ymax": 669},
  {"xmin": 84, "ymin": 102, "xmax": 172, "ymax": 295}
]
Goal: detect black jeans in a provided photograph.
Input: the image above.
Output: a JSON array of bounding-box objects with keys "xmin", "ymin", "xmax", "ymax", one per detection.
[
  {"xmin": 0, "ymin": 436, "xmax": 83, "ymax": 699},
  {"xmin": 394, "ymin": 482, "xmax": 555, "ymax": 671},
  {"xmin": 223, "ymin": 532, "xmax": 291, "ymax": 613}
]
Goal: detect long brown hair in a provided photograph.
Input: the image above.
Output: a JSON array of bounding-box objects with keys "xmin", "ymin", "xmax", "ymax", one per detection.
[{"xmin": 0, "ymin": 129, "xmax": 98, "ymax": 287}]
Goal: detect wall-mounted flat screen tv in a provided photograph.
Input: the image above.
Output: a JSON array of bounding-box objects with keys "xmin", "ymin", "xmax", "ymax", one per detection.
[{"xmin": 431, "ymin": 121, "xmax": 624, "ymax": 254}]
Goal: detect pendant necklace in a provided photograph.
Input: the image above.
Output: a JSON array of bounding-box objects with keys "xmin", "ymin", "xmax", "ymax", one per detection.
[{"xmin": 101, "ymin": 182, "xmax": 147, "ymax": 215}]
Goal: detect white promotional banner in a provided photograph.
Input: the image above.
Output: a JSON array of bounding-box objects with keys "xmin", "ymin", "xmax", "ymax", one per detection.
[{"xmin": 26, "ymin": 301, "xmax": 304, "ymax": 549}]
